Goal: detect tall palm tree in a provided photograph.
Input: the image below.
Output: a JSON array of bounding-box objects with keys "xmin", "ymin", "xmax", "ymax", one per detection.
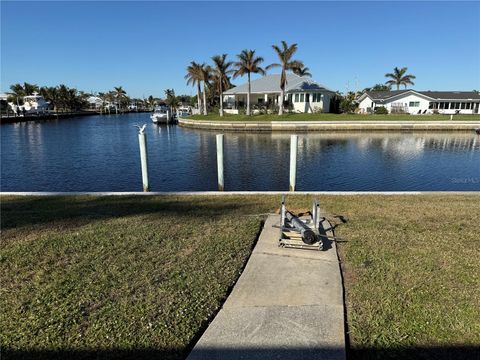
[
  {"xmin": 233, "ymin": 49, "xmax": 265, "ymax": 116},
  {"xmin": 211, "ymin": 54, "xmax": 234, "ymax": 117},
  {"xmin": 185, "ymin": 61, "xmax": 204, "ymax": 114},
  {"xmin": 267, "ymin": 41, "xmax": 304, "ymax": 115},
  {"xmin": 293, "ymin": 65, "xmax": 312, "ymax": 78},
  {"xmin": 114, "ymin": 86, "xmax": 127, "ymax": 113},
  {"xmin": 385, "ymin": 67, "xmax": 416, "ymax": 90},
  {"xmin": 199, "ymin": 64, "xmax": 212, "ymax": 115}
]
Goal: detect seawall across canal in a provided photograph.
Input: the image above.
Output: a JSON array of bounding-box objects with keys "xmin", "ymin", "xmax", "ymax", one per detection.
[{"xmin": 179, "ymin": 118, "xmax": 480, "ymax": 131}]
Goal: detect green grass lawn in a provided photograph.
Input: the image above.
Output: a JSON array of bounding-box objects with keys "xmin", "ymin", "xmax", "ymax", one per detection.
[
  {"xmin": 1, "ymin": 195, "xmax": 479, "ymax": 359},
  {"xmin": 187, "ymin": 113, "xmax": 480, "ymax": 122}
]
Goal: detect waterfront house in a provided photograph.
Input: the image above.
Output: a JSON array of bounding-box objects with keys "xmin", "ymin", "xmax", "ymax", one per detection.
[
  {"xmin": 357, "ymin": 90, "xmax": 480, "ymax": 115},
  {"xmin": 223, "ymin": 73, "xmax": 336, "ymax": 114},
  {"xmin": 87, "ymin": 96, "xmax": 104, "ymax": 110}
]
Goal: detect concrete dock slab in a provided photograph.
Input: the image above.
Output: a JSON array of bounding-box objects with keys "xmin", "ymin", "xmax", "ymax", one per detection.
[{"xmin": 187, "ymin": 214, "xmax": 346, "ymax": 360}]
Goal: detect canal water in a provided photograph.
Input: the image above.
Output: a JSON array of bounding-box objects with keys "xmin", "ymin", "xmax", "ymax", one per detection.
[{"xmin": 1, "ymin": 113, "xmax": 479, "ymax": 191}]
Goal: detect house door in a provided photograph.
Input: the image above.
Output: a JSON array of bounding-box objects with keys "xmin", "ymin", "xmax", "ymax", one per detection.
[{"xmin": 306, "ymin": 94, "xmax": 310, "ymax": 103}]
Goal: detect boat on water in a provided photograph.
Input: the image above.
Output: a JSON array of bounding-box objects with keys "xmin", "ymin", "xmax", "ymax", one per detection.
[
  {"xmin": 8, "ymin": 92, "xmax": 50, "ymax": 115},
  {"xmin": 150, "ymin": 106, "xmax": 172, "ymax": 124},
  {"xmin": 177, "ymin": 106, "xmax": 191, "ymax": 118}
]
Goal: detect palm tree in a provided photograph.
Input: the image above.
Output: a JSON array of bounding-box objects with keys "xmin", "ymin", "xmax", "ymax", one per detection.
[
  {"xmin": 211, "ymin": 54, "xmax": 234, "ymax": 117},
  {"xmin": 40, "ymin": 86, "xmax": 60, "ymax": 112},
  {"xmin": 8, "ymin": 82, "xmax": 39, "ymax": 105},
  {"xmin": 8, "ymin": 84, "xmax": 25, "ymax": 105},
  {"xmin": 114, "ymin": 86, "xmax": 127, "ymax": 113},
  {"xmin": 385, "ymin": 67, "xmax": 416, "ymax": 90},
  {"xmin": 185, "ymin": 61, "xmax": 204, "ymax": 114},
  {"xmin": 164, "ymin": 89, "xmax": 179, "ymax": 113},
  {"xmin": 364, "ymin": 84, "xmax": 391, "ymax": 92},
  {"xmin": 293, "ymin": 66, "xmax": 312, "ymax": 78},
  {"xmin": 199, "ymin": 64, "xmax": 212, "ymax": 115},
  {"xmin": 267, "ymin": 41, "xmax": 304, "ymax": 115},
  {"xmin": 146, "ymin": 95, "xmax": 157, "ymax": 110},
  {"xmin": 23, "ymin": 82, "xmax": 39, "ymax": 96},
  {"xmin": 233, "ymin": 49, "xmax": 265, "ymax": 116},
  {"xmin": 57, "ymin": 84, "xmax": 69, "ymax": 112}
]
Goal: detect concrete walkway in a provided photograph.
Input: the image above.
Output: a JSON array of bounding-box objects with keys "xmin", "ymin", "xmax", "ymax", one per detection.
[{"xmin": 187, "ymin": 214, "xmax": 345, "ymax": 360}]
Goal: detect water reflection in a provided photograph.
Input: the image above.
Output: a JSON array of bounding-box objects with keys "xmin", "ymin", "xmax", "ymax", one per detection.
[{"xmin": 1, "ymin": 114, "xmax": 479, "ymax": 191}]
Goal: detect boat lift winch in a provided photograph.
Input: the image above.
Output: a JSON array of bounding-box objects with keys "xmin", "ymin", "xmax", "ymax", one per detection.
[{"xmin": 277, "ymin": 195, "xmax": 324, "ymax": 250}]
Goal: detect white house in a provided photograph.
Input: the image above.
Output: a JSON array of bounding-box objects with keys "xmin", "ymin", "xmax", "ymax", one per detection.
[
  {"xmin": 357, "ymin": 90, "xmax": 480, "ymax": 115},
  {"xmin": 87, "ymin": 96, "xmax": 104, "ymax": 110},
  {"xmin": 223, "ymin": 73, "xmax": 336, "ymax": 114}
]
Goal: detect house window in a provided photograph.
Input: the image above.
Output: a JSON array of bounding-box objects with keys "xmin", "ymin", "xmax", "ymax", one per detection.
[
  {"xmin": 455, "ymin": 102, "xmax": 460, "ymax": 109},
  {"xmin": 312, "ymin": 93, "xmax": 323, "ymax": 102},
  {"xmin": 258, "ymin": 98, "xmax": 264, "ymax": 104},
  {"xmin": 409, "ymin": 101, "xmax": 420, "ymax": 107},
  {"xmin": 461, "ymin": 103, "xmax": 466, "ymax": 109},
  {"xmin": 294, "ymin": 94, "xmax": 299, "ymax": 103},
  {"xmin": 300, "ymin": 93, "xmax": 305, "ymax": 102},
  {"xmin": 466, "ymin": 103, "xmax": 471, "ymax": 109},
  {"xmin": 306, "ymin": 94, "xmax": 310, "ymax": 102}
]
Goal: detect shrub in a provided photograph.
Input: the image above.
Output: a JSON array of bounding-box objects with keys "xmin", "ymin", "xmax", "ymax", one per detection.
[{"xmin": 374, "ymin": 106, "xmax": 388, "ymax": 114}]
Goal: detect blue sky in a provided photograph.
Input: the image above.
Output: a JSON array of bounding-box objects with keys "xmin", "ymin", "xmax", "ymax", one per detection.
[{"xmin": 1, "ymin": 1, "xmax": 479, "ymax": 98}]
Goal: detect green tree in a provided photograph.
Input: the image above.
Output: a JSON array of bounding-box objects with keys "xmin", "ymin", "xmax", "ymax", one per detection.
[
  {"xmin": 340, "ymin": 91, "xmax": 358, "ymax": 113},
  {"xmin": 233, "ymin": 49, "xmax": 266, "ymax": 116},
  {"xmin": 293, "ymin": 65, "xmax": 312, "ymax": 77},
  {"xmin": 364, "ymin": 84, "xmax": 391, "ymax": 92},
  {"xmin": 8, "ymin": 82, "xmax": 40, "ymax": 105},
  {"xmin": 185, "ymin": 62, "xmax": 204, "ymax": 114},
  {"xmin": 267, "ymin": 41, "xmax": 304, "ymax": 115},
  {"xmin": 199, "ymin": 64, "xmax": 212, "ymax": 115},
  {"xmin": 40, "ymin": 86, "xmax": 60, "ymax": 112},
  {"xmin": 8, "ymin": 84, "xmax": 25, "ymax": 105},
  {"xmin": 385, "ymin": 67, "xmax": 416, "ymax": 90},
  {"xmin": 164, "ymin": 89, "xmax": 179, "ymax": 113},
  {"xmin": 114, "ymin": 86, "xmax": 127, "ymax": 113},
  {"xmin": 211, "ymin": 54, "xmax": 234, "ymax": 117},
  {"xmin": 57, "ymin": 84, "xmax": 69, "ymax": 112}
]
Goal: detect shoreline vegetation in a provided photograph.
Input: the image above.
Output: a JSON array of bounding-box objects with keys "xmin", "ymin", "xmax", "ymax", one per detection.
[
  {"xmin": 0, "ymin": 109, "xmax": 151, "ymax": 124},
  {"xmin": 2, "ymin": 195, "xmax": 479, "ymax": 360}
]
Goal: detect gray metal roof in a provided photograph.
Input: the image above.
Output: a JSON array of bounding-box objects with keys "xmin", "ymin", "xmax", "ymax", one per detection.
[
  {"xmin": 224, "ymin": 73, "xmax": 334, "ymax": 95},
  {"xmin": 419, "ymin": 91, "xmax": 480, "ymax": 100},
  {"xmin": 364, "ymin": 90, "xmax": 480, "ymax": 102}
]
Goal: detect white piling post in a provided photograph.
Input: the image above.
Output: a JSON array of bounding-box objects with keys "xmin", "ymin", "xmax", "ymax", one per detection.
[
  {"xmin": 315, "ymin": 200, "xmax": 320, "ymax": 229},
  {"xmin": 281, "ymin": 194, "xmax": 286, "ymax": 227},
  {"xmin": 136, "ymin": 125, "xmax": 149, "ymax": 192},
  {"xmin": 216, "ymin": 134, "xmax": 224, "ymax": 191},
  {"xmin": 289, "ymin": 135, "xmax": 298, "ymax": 192}
]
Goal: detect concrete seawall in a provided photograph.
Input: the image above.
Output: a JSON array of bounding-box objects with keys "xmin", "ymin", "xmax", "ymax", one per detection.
[{"xmin": 178, "ymin": 118, "xmax": 480, "ymax": 132}]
